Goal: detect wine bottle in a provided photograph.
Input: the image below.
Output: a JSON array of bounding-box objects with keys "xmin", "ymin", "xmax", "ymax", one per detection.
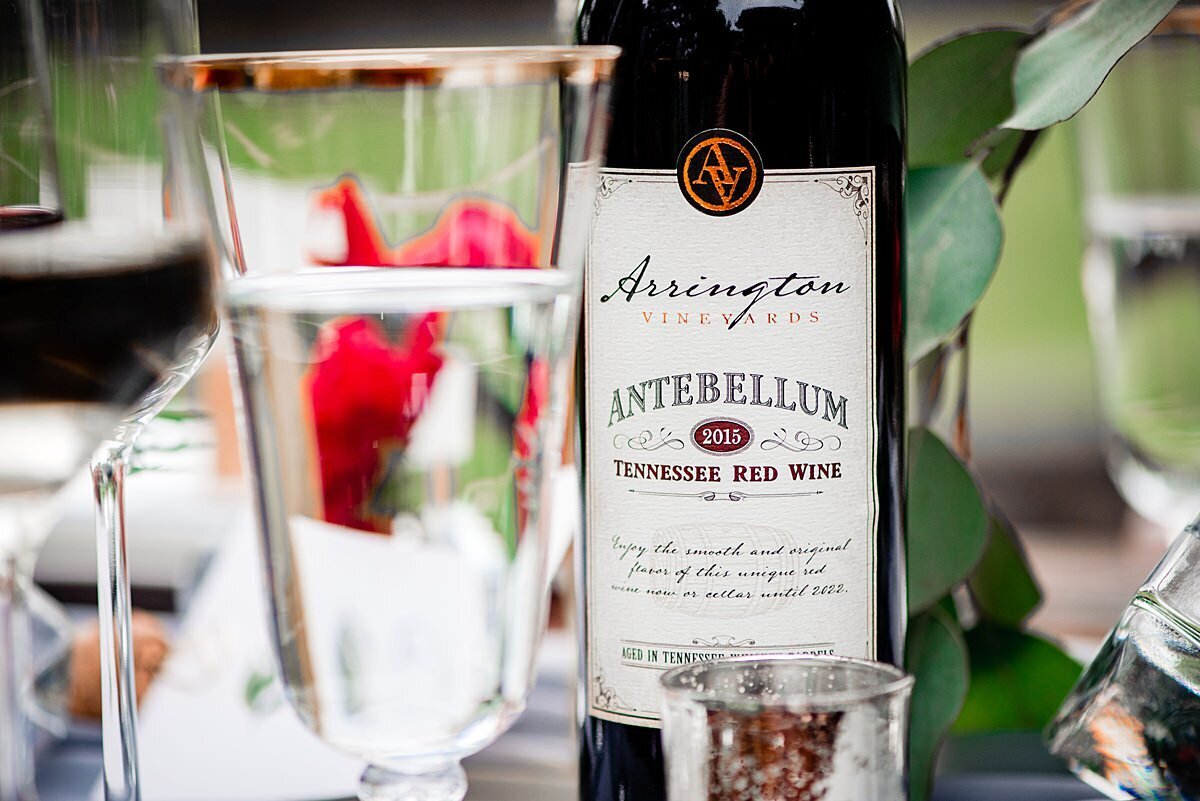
[{"xmin": 577, "ymin": 2, "xmax": 907, "ymax": 800}]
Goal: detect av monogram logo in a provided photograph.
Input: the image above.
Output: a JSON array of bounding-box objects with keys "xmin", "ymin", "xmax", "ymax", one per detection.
[{"xmin": 677, "ymin": 129, "xmax": 765, "ymax": 217}]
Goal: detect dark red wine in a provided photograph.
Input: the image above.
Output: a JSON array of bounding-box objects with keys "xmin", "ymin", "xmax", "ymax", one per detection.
[
  {"xmin": 0, "ymin": 223, "xmax": 217, "ymax": 409},
  {"xmin": 577, "ymin": 3, "xmax": 906, "ymax": 800},
  {"xmin": 0, "ymin": 206, "xmax": 62, "ymax": 231}
]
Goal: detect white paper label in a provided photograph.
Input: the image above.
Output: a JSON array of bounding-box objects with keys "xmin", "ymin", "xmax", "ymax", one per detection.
[{"xmin": 584, "ymin": 161, "xmax": 879, "ymax": 728}]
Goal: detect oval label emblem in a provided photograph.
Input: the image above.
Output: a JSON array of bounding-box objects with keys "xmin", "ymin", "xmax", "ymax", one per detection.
[
  {"xmin": 677, "ymin": 128, "xmax": 765, "ymax": 217},
  {"xmin": 691, "ymin": 418, "xmax": 754, "ymax": 456}
]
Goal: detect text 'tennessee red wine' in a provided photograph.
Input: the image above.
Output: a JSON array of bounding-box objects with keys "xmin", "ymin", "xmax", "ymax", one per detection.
[{"xmin": 577, "ymin": 2, "xmax": 907, "ymax": 799}]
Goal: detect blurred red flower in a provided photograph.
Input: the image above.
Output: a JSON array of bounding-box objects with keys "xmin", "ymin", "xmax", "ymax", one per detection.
[
  {"xmin": 313, "ymin": 176, "xmax": 541, "ymax": 269},
  {"xmin": 304, "ymin": 175, "xmax": 545, "ymax": 533},
  {"xmin": 306, "ymin": 314, "xmax": 444, "ymax": 533}
]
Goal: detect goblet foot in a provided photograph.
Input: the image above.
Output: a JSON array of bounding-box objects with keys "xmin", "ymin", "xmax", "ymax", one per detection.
[{"xmin": 359, "ymin": 761, "xmax": 467, "ymax": 801}]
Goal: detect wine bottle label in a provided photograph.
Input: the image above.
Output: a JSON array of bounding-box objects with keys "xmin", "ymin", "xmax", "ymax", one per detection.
[{"xmin": 584, "ymin": 135, "xmax": 879, "ymax": 728}]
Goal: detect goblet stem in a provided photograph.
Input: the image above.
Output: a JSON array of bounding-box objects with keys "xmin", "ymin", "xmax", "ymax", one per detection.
[
  {"xmin": 0, "ymin": 553, "xmax": 36, "ymax": 801},
  {"xmin": 91, "ymin": 442, "xmax": 140, "ymax": 801},
  {"xmin": 358, "ymin": 761, "xmax": 467, "ymax": 801}
]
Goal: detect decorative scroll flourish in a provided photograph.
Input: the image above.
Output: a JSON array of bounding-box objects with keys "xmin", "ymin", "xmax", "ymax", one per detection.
[
  {"xmin": 614, "ymin": 428, "xmax": 686, "ymax": 452},
  {"xmin": 760, "ymin": 428, "xmax": 844, "ymax": 454},
  {"xmin": 596, "ymin": 175, "xmax": 633, "ymax": 217},
  {"xmin": 628, "ymin": 489, "xmax": 823, "ymax": 503},
  {"xmin": 593, "ymin": 671, "xmax": 633, "ymax": 713},
  {"xmin": 692, "ymin": 635, "xmax": 757, "ymax": 648},
  {"xmin": 818, "ymin": 174, "xmax": 871, "ymax": 233}
]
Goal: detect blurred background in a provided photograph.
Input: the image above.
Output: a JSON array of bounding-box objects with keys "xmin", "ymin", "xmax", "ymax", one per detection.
[
  {"xmin": 19, "ymin": 0, "xmax": 1197, "ymax": 797},
  {"xmin": 32, "ymin": 0, "xmax": 1168, "ymax": 686}
]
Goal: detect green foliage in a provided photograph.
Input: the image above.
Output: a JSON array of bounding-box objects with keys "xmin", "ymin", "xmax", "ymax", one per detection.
[
  {"xmin": 213, "ymin": 85, "xmax": 549, "ymax": 236},
  {"xmin": 1005, "ymin": 0, "xmax": 1179, "ymax": 130},
  {"xmin": 905, "ymin": 0, "xmax": 1182, "ymax": 363},
  {"xmin": 910, "ymin": 29, "xmax": 1031, "ymax": 169},
  {"xmin": 969, "ymin": 513, "xmax": 1042, "ymax": 627},
  {"xmin": 955, "ymin": 623, "xmax": 1083, "ymax": 735},
  {"xmin": 907, "ymin": 429, "xmax": 990, "ymax": 614},
  {"xmin": 0, "ymin": 111, "xmax": 41, "ymax": 207},
  {"xmin": 50, "ymin": 56, "xmax": 164, "ymax": 218},
  {"xmin": 906, "ymin": 165, "xmax": 1003, "ymax": 362},
  {"xmin": 902, "ymin": 1, "xmax": 1179, "ymax": 797},
  {"xmin": 906, "ymin": 608, "xmax": 970, "ymax": 801}
]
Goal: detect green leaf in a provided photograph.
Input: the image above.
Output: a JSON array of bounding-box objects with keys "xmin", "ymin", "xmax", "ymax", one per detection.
[
  {"xmin": 910, "ymin": 29, "xmax": 1031, "ymax": 168},
  {"xmin": 954, "ymin": 623, "xmax": 1083, "ymax": 735},
  {"xmin": 907, "ymin": 428, "xmax": 990, "ymax": 614},
  {"xmin": 1004, "ymin": 0, "xmax": 1179, "ymax": 130},
  {"xmin": 969, "ymin": 512, "xmax": 1042, "ymax": 626},
  {"xmin": 906, "ymin": 165, "xmax": 1004, "ymax": 363},
  {"xmin": 980, "ymin": 129, "xmax": 1028, "ymax": 181},
  {"xmin": 907, "ymin": 608, "xmax": 969, "ymax": 801},
  {"xmin": 981, "ymin": 129, "xmax": 1044, "ymax": 206}
]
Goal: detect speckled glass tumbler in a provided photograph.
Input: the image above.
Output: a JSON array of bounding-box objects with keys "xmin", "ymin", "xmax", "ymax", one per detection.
[{"xmin": 660, "ymin": 656, "xmax": 913, "ymax": 801}]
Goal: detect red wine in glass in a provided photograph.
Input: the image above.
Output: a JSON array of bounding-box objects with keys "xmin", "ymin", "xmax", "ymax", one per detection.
[{"xmin": 0, "ymin": 221, "xmax": 216, "ymax": 502}]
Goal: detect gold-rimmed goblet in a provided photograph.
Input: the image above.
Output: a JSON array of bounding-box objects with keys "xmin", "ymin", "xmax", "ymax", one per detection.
[{"xmin": 164, "ymin": 46, "xmax": 618, "ymax": 801}]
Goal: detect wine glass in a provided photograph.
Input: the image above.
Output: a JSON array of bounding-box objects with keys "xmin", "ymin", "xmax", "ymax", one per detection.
[
  {"xmin": 0, "ymin": 2, "xmax": 79, "ymax": 799},
  {"xmin": 225, "ymin": 267, "xmax": 575, "ymax": 801},
  {"xmin": 39, "ymin": 2, "xmax": 219, "ymax": 800},
  {"xmin": 3, "ymin": 0, "xmax": 213, "ymax": 797},
  {"xmin": 165, "ymin": 47, "xmax": 618, "ymax": 800},
  {"xmin": 1077, "ymin": 4, "xmax": 1200, "ymax": 531}
]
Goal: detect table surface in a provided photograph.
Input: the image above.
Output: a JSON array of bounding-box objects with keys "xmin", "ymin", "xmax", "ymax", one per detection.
[
  {"xmin": 37, "ymin": 726, "xmax": 1105, "ymax": 801},
  {"xmin": 32, "ymin": 515, "xmax": 1107, "ymax": 801},
  {"xmin": 36, "ymin": 665, "xmax": 1105, "ymax": 801}
]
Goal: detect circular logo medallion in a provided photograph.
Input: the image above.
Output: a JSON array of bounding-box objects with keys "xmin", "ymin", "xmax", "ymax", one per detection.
[{"xmin": 677, "ymin": 129, "xmax": 764, "ymax": 217}]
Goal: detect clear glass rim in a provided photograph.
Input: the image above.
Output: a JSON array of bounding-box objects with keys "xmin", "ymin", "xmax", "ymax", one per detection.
[
  {"xmin": 223, "ymin": 267, "xmax": 573, "ymax": 314},
  {"xmin": 660, "ymin": 655, "xmax": 915, "ymax": 709},
  {"xmin": 161, "ymin": 46, "xmax": 622, "ymax": 93}
]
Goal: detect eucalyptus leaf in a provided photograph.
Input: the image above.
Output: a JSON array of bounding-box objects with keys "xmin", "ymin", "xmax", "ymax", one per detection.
[
  {"xmin": 1004, "ymin": 0, "xmax": 1178, "ymax": 130},
  {"xmin": 907, "ymin": 164, "xmax": 1003, "ymax": 363},
  {"xmin": 983, "ymin": 129, "xmax": 1045, "ymax": 206},
  {"xmin": 907, "ymin": 429, "xmax": 990, "ymax": 614},
  {"xmin": 954, "ymin": 623, "xmax": 1083, "ymax": 735},
  {"xmin": 969, "ymin": 513, "xmax": 1042, "ymax": 626},
  {"xmin": 910, "ymin": 29, "xmax": 1030, "ymax": 168},
  {"xmin": 934, "ymin": 595, "xmax": 962, "ymax": 631},
  {"xmin": 907, "ymin": 608, "xmax": 969, "ymax": 801},
  {"xmin": 980, "ymin": 129, "xmax": 1027, "ymax": 182}
]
